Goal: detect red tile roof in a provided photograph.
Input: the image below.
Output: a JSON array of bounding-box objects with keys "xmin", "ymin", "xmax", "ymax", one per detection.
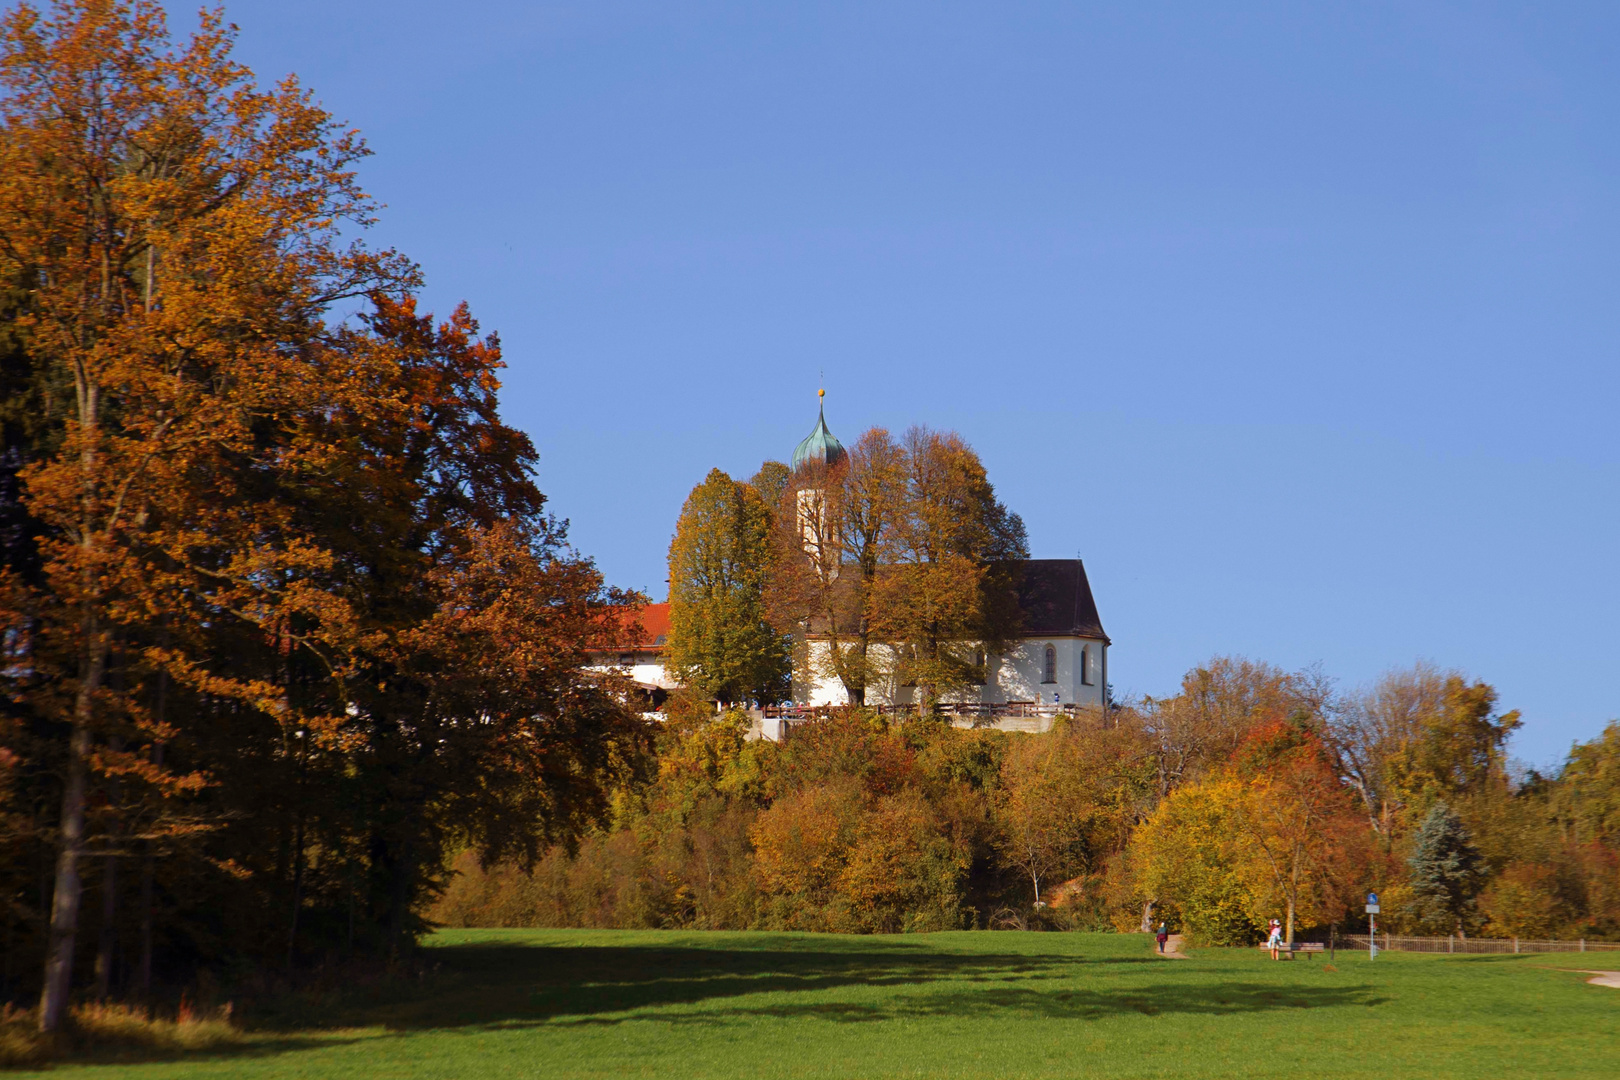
[{"xmin": 591, "ymin": 602, "xmax": 670, "ymax": 653}]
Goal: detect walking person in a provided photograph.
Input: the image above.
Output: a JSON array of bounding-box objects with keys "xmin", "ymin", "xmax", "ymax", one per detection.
[
  {"xmin": 1266, "ymin": 918, "xmax": 1283, "ymax": 960},
  {"xmin": 1156, "ymin": 922, "xmax": 1169, "ymax": 954}
]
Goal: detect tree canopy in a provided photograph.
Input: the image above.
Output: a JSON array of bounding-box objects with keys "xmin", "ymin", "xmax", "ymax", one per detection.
[
  {"xmin": 666, "ymin": 468, "xmax": 790, "ymax": 705},
  {"xmin": 0, "ymin": 0, "xmax": 640, "ymax": 1029}
]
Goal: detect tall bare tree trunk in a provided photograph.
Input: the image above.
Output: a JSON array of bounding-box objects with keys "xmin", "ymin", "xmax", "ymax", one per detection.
[{"xmin": 40, "ymin": 631, "xmax": 105, "ymax": 1032}]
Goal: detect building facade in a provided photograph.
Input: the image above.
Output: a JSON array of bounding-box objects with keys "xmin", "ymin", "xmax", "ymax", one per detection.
[{"xmin": 795, "ymin": 558, "xmax": 1109, "ymax": 712}]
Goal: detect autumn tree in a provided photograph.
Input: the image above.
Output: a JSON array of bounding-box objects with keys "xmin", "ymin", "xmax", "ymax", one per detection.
[
  {"xmin": 748, "ymin": 460, "xmax": 791, "ymax": 517},
  {"xmin": 1554, "ymin": 722, "xmax": 1620, "ymax": 848},
  {"xmin": 1331, "ymin": 665, "xmax": 1521, "ymax": 839},
  {"xmin": 993, "ymin": 716, "xmax": 1154, "ymax": 907},
  {"xmin": 1130, "ymin": 708, "xmax": 1372, "ymax": 945},
  {"xmin": 0, "ymin": 0, "xmax": 421, "ymax": 1027},
  {"xmin": 1129, "ymin": 776, "xmax": 1262, "ymax": 944},
  {"xmin": 867, "ymin": 427, "xmax": 1027, "ymax": 712},
  {"xmin": 765, "ymin": 427, "xmax": 906, "ymax": 705},
  {"xmin": 666, "ymin": 469, "xmax": 790, "ymax": 704},
  {"xmin": 1226, "ymin": 721, "xmax": 1372, "ymax": 943},
  {"xmin": 0, "ymin": 1, "xmax": 640, "ymax": 1024},
  {"xmin": 1141, "ymin": 657, "xmax": 1331, "ymax": 797}
]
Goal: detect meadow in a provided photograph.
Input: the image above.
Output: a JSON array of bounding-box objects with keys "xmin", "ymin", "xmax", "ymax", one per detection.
[{"xmin": 14, "ymin": 929, "xmax": 1619, "ymax": 1079}]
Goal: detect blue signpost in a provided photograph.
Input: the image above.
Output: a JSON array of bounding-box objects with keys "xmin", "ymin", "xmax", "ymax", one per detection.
[{"xmin": 1366, "ymin": 892, "xmax": 1381, "ymax": 961}]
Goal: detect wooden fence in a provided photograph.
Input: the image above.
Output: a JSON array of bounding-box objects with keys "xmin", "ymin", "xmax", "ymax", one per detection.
[{"xmin": 1341, "ymin": 934, "xmax": 1620, "ymax": 955}]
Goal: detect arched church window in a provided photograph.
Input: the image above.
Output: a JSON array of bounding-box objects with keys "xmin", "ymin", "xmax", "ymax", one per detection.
[
  {"xmin": 1080, "ymin": 645, "xmax": 1092, "ymax": 686},
  {"xmin": 1042, "ymin": 645, "xmax": 1057, "ymax": 684}
]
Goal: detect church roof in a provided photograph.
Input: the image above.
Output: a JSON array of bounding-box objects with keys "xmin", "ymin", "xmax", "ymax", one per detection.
[
  {"xmin": 802, "ymin": 559, "xmax": 1108, "ymax": 643},
  {"xmin": 792, "ymin": 392, "xmax": 845, "ymax": 470},
  {"xmin": 1016, "ymin": 559, "xmax": 1109, "ymax": 643}
]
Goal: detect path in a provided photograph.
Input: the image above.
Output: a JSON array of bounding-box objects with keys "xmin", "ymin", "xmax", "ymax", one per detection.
[
  {"xmin": 1577, "ymin": 971, "xmax": 1620, "ymax": 988},
  {"xmin": 1153, "ymin": 933, "xmax": 1188, "ymax": 959}
]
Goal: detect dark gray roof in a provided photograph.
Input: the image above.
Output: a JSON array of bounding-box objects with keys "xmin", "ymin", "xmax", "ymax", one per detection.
[
  {"xmin": 802, "ymin": 558, "xmax": 1108, "ymax": 643},
  {"xmin": 1016, "ymin": 559, "xmax": 1108, "ymax": 642}
]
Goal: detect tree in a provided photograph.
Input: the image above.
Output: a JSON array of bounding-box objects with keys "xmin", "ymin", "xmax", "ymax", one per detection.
[
  {"xmin": 1405, "ymin": 801, "xmax": 1486, "ymax": 934},
  {"xmin": 1129, "ymin": 776, "xmax": 1262, "ymax": 945},
  {"xmin": 1128, "ymin": 717, "xmax": 1372, "ymax": 945},
  {"xmin": 748, "ymin": 780, "xmax": 863, "ymax": 929},
  {"xmin": 1227, "ymin": 722, "xmax": 1371, "ymax": 943},
  {"xmin": 1386, "ymin": 679, "xmax": 1520, "ymax": 804},
  {"xmin": 1479, "ymin": 862, "xmax": 1564, "ymax": 940},
  {"xmin": 839, "ymin": 789, "xmax": 966, "ymax": 932},
  {"xmin": 764, "ymin": 427, "xmax": 906, "ymax": 706},
  {"xmin": 0, "ymin": 0, "xmax": 413, "ymax": 1028},
  {"xmin": 867, "ymin": 427, "xmax": 1027, "ymax": 712},
  {"xmin": 832, "ymin": 429, "xmax": 906, "ymax": 703},
  {"xmin": 748, "ymin": 461, "xmax": 791, "ymax": 517},
  {"xmin": 0, "ymin": 2, "xmax": 641, "ymax": 1021},
  {"xmin": 1554, "ymin": 721, "xmax": 1620, "ymax": 849},
  {"xmin": 1332, "ymin": 666, "xmax": 1520, "ymax": 839},
  {"xmin": 992, "ymin": 717, "xmax": 1153, "ymax": 908},
  {"xmin": 1142, "ymin": 657, "xmax": 1331, "ymax": 798},
  {"xmin": 666, "ymin": 469, "xmax": 790, "ymax": 704}
]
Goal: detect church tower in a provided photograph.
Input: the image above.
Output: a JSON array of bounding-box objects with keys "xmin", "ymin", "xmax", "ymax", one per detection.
[
  {"xmin": 791, "ymin": 388, "xmax": 844, "ymax": 471},
  {"xmin": 791, "ymin": 390, "xmax": 844, "ymax": 580}
]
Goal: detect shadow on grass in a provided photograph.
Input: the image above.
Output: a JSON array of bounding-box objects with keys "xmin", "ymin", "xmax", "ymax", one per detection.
[
  {"xmin": 27, "ymin": 940, "xmax": 1385, "ymax": 1069},
  {"xmin": 254, "ymin": 941, "xmax": 1386, "ymax": 1034}
]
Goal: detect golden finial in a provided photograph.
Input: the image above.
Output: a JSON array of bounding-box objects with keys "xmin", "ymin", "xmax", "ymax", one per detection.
[{"xmin": 818, "ymin": 387, "xmax": 825, "ymax": 399}]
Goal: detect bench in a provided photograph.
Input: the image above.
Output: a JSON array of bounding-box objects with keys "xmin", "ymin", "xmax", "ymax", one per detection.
[{"xmin": 1257, "ymin": 942, "xmax": 1326, "ymax": 960}]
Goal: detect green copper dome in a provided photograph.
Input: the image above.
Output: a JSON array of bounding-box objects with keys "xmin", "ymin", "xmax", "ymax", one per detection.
[{"xmin": 792, "ymin": 391, "xmax": 845, "ymax": 470}]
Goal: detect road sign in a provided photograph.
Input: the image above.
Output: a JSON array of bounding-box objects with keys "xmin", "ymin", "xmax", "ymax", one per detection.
[
  {"xmin": 1365, "ymin": 904, "xmax": 1380, "ymax": 913},
  {"xmin": 1367, "ymin": 892, "xmax": 1379, "ymax": 905}
]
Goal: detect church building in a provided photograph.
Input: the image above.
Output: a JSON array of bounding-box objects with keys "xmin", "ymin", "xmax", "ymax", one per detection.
[
  {"xmin": 593, "ymin": 397, "xmax": 1111, "ymax": 729},
  {"xmin": 787, "ymin": 397, "xmax": 1110, "ymax": 716}
]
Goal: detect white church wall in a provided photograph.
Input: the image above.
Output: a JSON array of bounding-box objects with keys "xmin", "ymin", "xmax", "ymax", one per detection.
[{"xmin": 798, "ymin": 638, "xmax": 1106, "ymax": 708}]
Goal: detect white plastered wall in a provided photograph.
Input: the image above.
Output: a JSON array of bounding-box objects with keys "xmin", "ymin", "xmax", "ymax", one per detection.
[{"xmin": 799, "ymin": 637, "xmax": 1106, "ymax": 708}]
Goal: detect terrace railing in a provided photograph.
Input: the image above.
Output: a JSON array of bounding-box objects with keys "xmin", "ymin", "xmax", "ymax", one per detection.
[{"xmin": 758, "ymin": 702, "xmax": 1088, "ymax": 722}]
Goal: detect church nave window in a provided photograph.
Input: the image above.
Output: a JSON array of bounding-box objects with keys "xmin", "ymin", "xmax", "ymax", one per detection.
[{"xmin": 1041, "ymin": 644, "xmax": 1056, "ymax": 685}]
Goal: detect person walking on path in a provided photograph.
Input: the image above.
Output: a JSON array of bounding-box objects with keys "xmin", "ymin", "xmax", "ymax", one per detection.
[
  {"xmin": 1156, "ymin": 923, "xmax": 1169, "ymax": 954},
  {"xmin": 1266, "ymin": 918, "xmax": 1284, "ymax": 960}
]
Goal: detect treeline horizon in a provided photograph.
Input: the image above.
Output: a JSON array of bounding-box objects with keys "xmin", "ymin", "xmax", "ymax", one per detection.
[{"xmin": 436, "ymin": 658, "xmax": 1620, "ymax": 947}]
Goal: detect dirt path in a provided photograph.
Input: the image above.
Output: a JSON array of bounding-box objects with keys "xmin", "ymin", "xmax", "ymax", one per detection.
[
  {"xmin": 1576, "ymin": 970, "xmax": 1620, "ymax": 988},
  {"xmin": 1152, "ymin": 933, "xmax": 1188, "ymax": 959}
]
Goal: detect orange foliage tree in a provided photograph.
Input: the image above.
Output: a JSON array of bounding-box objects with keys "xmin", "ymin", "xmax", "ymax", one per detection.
[
  {"xmin": 0, "ymin": 1, "xmax": 638, "ymax": 1027},
  {"xmin": 1130, "ymin": 720, "xmax": 1372, "ymax": 945}
]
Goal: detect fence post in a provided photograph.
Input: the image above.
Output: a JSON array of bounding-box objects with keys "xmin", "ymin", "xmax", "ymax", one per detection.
[
  {"xmin": 1581, "ymin": 938, "xmax": 1586, "ymax": 952},
  {"xmin": 1384, "ymin": 931, "xmax": 1390, "ymax": 953},
  {"xmin": 1513, "ymin": 937, "xmax": 1519, "ymax": 954},
  {"xmin": 1449, "ymin": 934, "xmax": 1454, "ymax": 953}
]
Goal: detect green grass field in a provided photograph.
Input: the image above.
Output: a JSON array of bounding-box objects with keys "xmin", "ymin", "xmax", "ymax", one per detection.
[{"xmin": 17, "ymin": 928, "xmax": 1620, "ymax": 1079}]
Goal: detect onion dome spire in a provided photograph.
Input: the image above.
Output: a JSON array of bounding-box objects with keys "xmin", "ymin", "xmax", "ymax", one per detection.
[{"xmin": 792, "ymin": 388, "xmax": 845, "ymax": 470}]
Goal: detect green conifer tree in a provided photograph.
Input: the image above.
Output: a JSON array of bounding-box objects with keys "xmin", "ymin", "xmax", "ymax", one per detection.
[{"xmin": 1406, "ymin": 801, "xmax": 1485, "ymax": 934}]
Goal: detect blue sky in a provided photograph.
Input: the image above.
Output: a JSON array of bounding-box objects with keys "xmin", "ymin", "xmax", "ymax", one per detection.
[{"xmin": 210, "ymin": 0, "xmax": 1618, "ymax": 765}]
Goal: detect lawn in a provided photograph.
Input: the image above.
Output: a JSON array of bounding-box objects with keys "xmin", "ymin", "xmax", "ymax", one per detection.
[{"xmin": 16, "ymin": 928, "xmax": 1620, "ymax": 1079}]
